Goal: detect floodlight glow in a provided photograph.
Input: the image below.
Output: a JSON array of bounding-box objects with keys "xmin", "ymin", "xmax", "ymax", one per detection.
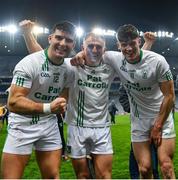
[
  {"xmin": 44, "ymin": 28, "xmax": 49, "ymax": 34},
  {"xmin": 93, "ymin": 28, "xmax": 103, "ymax": 35},
  {"xmin": 139, "ymin": 31, "xmax": 144, "ymax": 36},
  {"xmin": 92, "ymin": 28, "xmax": 116, "ymax": 36},
  {"xmin": 33, "ymin": 26, "xmax": 44, "ymax": 34},
  {"xmin": 154, "ymin": 31, "xmax": 174, "ymax": 38},
  {"xmin": 7, "ymin": 25, "xmax": 18, "ymax": 34},
  {"xmin": 0, "ymin": 26, "xmax": 5, "ymax": 32},
  {"xmin": 76, "ymin": 27, "xmax": 84, "ymax": 37},
  {"xmin": 162, "ymin": 31, "xmax": 165, "ymax": 37}
]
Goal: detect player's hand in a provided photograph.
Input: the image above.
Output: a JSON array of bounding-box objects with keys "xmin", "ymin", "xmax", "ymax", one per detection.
[
  {"xmin": 70, "ymin": 51, "xmax": 85, "ymax": 68},
  {"xmin": 143, "ymin": 32, "xmax": 156, "ymax": 44},
  {"xmin": 50, "ymin": 97, "xmax": 66, "ymax": 114},
  {"xmin": 19, "ymin": 19, "xmax": 35, "ymax": 34},
  {"xmin": 150, "ymin": 123, "xmax": 162, "ymax": 147}
]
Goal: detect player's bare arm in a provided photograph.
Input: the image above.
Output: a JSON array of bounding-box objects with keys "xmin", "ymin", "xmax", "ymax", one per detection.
[
  {"xmin": 19, "ymin": 19, "xmax": 43, "ymax": 53},
  {"xmin": 142, "ymin": 32, "xmax": 156, "ymax": 50},
  {"xmin": 8, "ymin": 84, "xmax": 66, "ymax": 115},
  {"xmin": 150, "ymin": 80, "xmax": 175, "ymax": 146}
]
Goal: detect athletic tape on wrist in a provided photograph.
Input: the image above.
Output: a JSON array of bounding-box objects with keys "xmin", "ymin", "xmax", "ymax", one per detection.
[{"xmin": 43, "ymin": 103, "xmax": 51, "ymax": 114}]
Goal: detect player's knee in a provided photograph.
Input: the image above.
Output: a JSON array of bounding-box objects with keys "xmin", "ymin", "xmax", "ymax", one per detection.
[
  {"xmin": 160, "ymin": 160, "xmax": 174, "ymax": 178},
  {"xmin": 41, "ymin": 169, "xmax": 59, "ymax": 179},
  {"xmin": 139, "ymin": 164, "xmax": 152, "ymax": 178},
  {"xmin": 76, "ymin": 171, "xmax": 90, "ymax": 179},
  {"xmin": 96, "ymin": 171, "xmax": 111, "ymax": 179}
]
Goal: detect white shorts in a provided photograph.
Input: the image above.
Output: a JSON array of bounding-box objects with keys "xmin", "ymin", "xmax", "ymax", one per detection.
[
  {"xmin": 131, "ymin": 113, "xmax": 176, "ymax": 142},
  {"xmin": 3, "ymin": 119, "xmax": 62, "ymax": 155},
  {"xmin": 67, "ymin": 125, "xmax": 113, "ymax": 158}
]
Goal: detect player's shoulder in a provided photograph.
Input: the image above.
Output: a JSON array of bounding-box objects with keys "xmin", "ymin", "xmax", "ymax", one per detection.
[
  {"xmin": 17, "ymin": 50, "xmax": 44, "ymax": 67},
  {"xmin": 142, "ymin": 49, "xmax": 166, "ymax": 61},
  {"xmin": 104, "ymin": 50, "xmax": 122, "ymax": 59}
]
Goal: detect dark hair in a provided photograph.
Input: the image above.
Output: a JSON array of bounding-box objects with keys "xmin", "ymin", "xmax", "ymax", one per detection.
[
  {"xmin": 83, "ymin": 32, "xmax": 105, "ymax": 43},
  {"xmin": 116, "ymin": 24, "xmax": 139, "ymax": 42},
  {"xmin": 51, "ymin": 21, "xmax": 76, "ymax": 38}
]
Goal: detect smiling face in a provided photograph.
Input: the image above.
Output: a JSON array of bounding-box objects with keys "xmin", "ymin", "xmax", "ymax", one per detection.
[
  {"xmin": 118, "ymin": 37, "xmax": 141, "ymax": 62},
  {"xmin": 48, "ymin": 29, "xmax": 75, "ymax": 62},
  {"xmin": 116, "ymin": 24, "xmax": 141, "ymax": 63},
  {"xmin": 82, "ymin": 33, "xmax": 106, "ymax": 66}
]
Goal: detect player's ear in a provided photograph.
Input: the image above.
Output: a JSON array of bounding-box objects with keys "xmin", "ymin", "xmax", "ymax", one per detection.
[
  {"xmin": 48, "ymin": 34, "xmax": 52, "ymax": 44},
  {"xmin": 117, "ymin": 41, "xmax": 121, "ymax": 50}
]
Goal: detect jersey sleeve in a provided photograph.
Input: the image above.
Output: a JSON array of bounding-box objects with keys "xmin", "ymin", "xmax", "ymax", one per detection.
[
  {"xmin": 63, "ymin": 59, "xmax": 75, "ymax": 88},
  {"xmin": 103, "ymin": 51, "xmax": 122, "ymax": 76},
  {"xmin": 157, "ymin": 56, "xmax": 173, "ymax": 82},
  {"xmin": 12, "ymin": 56, "xmax": 35, "ymax": 88}
]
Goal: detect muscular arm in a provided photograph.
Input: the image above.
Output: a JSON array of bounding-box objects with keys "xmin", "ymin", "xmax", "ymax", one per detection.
[
  {"xmin": 142, "ymin": 32, "xmax": 156, "ymax": 50},
  {"xmin": 150, "ymin": 80, "xmax": 175, "ymax": 146},
  {"xmin": 156, "ymin": 80, "xmax": 175, "ymax": 127},
  {"xmin": 8, "ymin": 85, "xmax": 66, "ymax": 115},
  {"xmin": 19, "ymin": 20, "xmax": 43, "ymax": 53},
  {"xmin": 8, "ymin": 85, "xmax": 43, "ymax": 114}
]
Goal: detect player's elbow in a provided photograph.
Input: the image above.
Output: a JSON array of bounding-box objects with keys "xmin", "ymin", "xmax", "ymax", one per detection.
[
  {"xmin": 168, "ymin": 93, "xmax": 175, "ymax": 108},
  {"xmin": 7, "ymin": 96, "xmax": 19, "ymax": 113}
]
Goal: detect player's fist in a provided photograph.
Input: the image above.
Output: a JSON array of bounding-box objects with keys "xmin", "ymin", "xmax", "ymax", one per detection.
[
  {"xmin": 19, "ymin": 19, "xmax": 35, "ymax": 34},
  {"xmin": 50, "ymin": 97, "xmax": 67, "ymax": 114}
]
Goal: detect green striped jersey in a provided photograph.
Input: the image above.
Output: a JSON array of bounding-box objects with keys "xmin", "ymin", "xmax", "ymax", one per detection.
[
  {"xmin": 9, "ymin": 50, "xmax": 72, "ymax": 123},
  {"xmin": 65, "ymin": 62, "xmax": 116, "ymax": 127},
  {"xmin": 103, "ymin": 50, "xmax": 173, "ymax": 118}
]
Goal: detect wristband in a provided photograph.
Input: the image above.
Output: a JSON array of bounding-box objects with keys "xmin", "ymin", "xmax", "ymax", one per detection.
[{"xmin": 43, "ymin": 103, "xmax": 51, "ymax": 114}]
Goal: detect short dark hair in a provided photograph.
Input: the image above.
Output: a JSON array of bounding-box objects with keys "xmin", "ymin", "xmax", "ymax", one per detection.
[
  {"xmin": 116, "ymin": 24, "xmax": 139, "ymax": 42},
  {"xmin": 51, "ymin": 21, "xmax": 76, "ymax": 38}
]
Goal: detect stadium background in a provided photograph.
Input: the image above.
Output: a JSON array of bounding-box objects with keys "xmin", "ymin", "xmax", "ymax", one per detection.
[{"xmin": 0, "ymin": 29, "xmax": 178, "ymax": 113}]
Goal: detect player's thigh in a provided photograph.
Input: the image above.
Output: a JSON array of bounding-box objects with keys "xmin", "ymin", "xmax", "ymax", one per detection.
[
  {"xmin": 35, "ymin": 149, "xmax": 62, "ymax": 178},
  {"xmin": 158, "ymin": 138, "xmax": 176, "ymax": 162},
  {"xmin": 132, "ymin": 141, "xmax": 152, "ymax": 167},
  {"xmin": 93, "ymin": 154, "xmax": 113, "ymax": 178},
  {"xmin": 1, "ymin": 152, "xmax": 30, "ymax": 179},
  {"xmin": 72, "ymin": 158, "xmax": 90, "ymax": 177}
]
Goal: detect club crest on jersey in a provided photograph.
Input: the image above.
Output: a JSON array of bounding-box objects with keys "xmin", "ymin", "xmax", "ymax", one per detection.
[
  {"xmin": 103, "ymin": 68, "xmax": 110, "ymax": 74},
  {"xmin": 129, "ymin": 72, "xmax": 135, "ymax": 79},
  {"xmin": 141, "ymin": 69, "xmax": 148, "ymax": 79},
  {"xmin": 120, "ymin": 59, "xmax": 127, "ymax": 72},
  {"xmin": 128, "ymin": 70, "xmax": 135, "ymax": 79}
]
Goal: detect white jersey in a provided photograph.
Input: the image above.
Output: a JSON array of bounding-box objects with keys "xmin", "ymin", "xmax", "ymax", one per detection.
[
  {"xmin": 104, "ymin": 50, "xmax": 173, "ymax": 118},
  {"xmin": 65, "ymin": 62, "xmax": 116, "ymax": 127},
  {"xmin": 9, "ymin": 50, "xmax": 71, "ymax": 124}
]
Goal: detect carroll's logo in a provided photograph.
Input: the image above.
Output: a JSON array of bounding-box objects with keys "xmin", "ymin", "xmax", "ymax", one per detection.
[{"xmin": 41, "ymin": 72, "xmax": 50, "ymax": 78}]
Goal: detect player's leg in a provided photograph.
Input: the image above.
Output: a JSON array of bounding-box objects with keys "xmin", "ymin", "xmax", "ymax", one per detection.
[
  {"xmin": 72, "ymin": 158, "xmax": 90, "ymax": 178},
  {"xmin": 132, "ymin": 141, "xmax": 152, "ymax": 178},
  {"xmin": 35, "ymin": 120, "xmax": 63, "ymax": 178},
  {"xmin": 158, "ymin": 138, "xmax": 176, "ymax": 179},
  {"xmin": 35, "ymin": 149, "xmax": 62, "ymax": 179},
  {"xmin": 1, "ymin": 123, "xmax": 32, "ymax": 178},
  {"xmin": 1, "ymin": 153, "xmax": 30, "ymax": 178},
  {"xmin": 93, "ymin": 154, "xmax": 113, "ymax": 179},
  {"xmin": 91, "ymin": 126, "xmax": 113, "ymax": 179}
]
